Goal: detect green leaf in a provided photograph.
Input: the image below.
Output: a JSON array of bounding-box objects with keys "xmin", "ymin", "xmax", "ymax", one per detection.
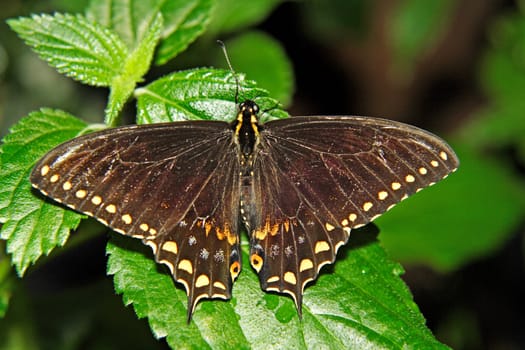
[
  {"xmin": 378, "ymin": 145, "xmax": 525, "ymax": 271},
  {"xmin": 155, "ymin": 0, "xmax": 214, "ymax": 65},
  {"xmin": 207, "ymin": 0, "xmax": 285, "ymax": 35},
  {"xmin": 107, "ymin": 226, "xmax": 447, "ymax": 349},
  {"xmin": 86, "ymin": 0, "xmax": 214, "ymax": 65},
  {"xmin": 0, "ymin": 109, "xmax": 86, "ymax": 275},
  {"xmin": 135, "ymin": 68, "xmax": 288, "ymax": 124},
  {"xmin": 7, "ymin": 13, "xmax": 128, "ymax": 87},
  {"xmin": 213, "ymin": 31, "xmax": 294, "ymax": 106},
  {"xmin": 105, "ymin": 13, "xmax": 163, "ymax": 125}
]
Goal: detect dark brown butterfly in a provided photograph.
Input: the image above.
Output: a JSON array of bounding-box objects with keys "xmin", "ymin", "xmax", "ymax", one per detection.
[{"xmin": 31, "ymin": 99, "xmax": 458, "ymax": 320}]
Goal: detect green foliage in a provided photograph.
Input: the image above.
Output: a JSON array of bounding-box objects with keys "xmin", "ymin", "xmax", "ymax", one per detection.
[
  {"xmin": 390, "ymin": 0, "xmax": 456, "ymax": 74},
  {"xmin": 7, "ymin": 14, "xmax": 128, "ymax": 87},
  {"xmin": 86, "ymin": 0, "xmax": 215, "ymax": 65},
  {"xmin": 466, "ymin": 11, "xmax": 525, "ymax": 158},
  {"xmin": 0, "ymin": 110, "xmax": 85, "ymax": 276}
]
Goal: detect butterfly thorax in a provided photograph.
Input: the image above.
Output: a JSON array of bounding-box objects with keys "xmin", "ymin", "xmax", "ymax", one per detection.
[{"xmin": 232, "ymin": 100, "xmax": 260, "ymax": 170}]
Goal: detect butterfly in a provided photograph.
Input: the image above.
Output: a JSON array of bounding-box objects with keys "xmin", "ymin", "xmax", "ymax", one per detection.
[{"xmin": 30, "ymin": 98, "xmax": 459, "ymax": 320}]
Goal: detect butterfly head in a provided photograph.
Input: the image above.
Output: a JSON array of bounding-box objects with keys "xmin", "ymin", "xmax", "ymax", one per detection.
[{"xmin": 239, "ymin": 99, "xmax": 259, "ymax": 120}]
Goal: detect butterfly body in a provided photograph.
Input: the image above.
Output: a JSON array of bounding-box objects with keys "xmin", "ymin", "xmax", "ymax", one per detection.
[{"xmin": 31, "ymin": 100, "xmax": 459, "ymax": 320}]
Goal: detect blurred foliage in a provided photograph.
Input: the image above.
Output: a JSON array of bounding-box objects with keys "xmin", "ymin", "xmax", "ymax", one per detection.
[{"xmin": 389, "ymin": 0, "xmax": 456, "ymax": 76}]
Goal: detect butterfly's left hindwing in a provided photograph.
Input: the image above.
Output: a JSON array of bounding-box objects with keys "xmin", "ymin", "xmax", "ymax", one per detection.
[{"xmin": 31, "ymin": 122, "xmax": 242, "ymax": 319}]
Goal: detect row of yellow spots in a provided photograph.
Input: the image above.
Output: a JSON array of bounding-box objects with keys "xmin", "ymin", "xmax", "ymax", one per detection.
[
  {"xmin": 322, "ymin": 151, "xmax": 450, "ymax": 234},
  {"xmin": 257, "ymin": 240, "xmax": 334, "ymax": 287},
  {"xmin": 155, "ymin": 239, "xmax": 236, "ymax": 295},
  {"xmin": 39, "ymin": 165, "xmax": 158, "ymax": 237}
]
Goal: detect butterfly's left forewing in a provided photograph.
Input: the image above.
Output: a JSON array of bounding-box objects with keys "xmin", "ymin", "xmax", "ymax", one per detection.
[
  {"xmin": 31, "ymin": 122, "xmax": 242, "ymax": 318},
  {"xmin": 248, "ymin": 116, "xmax": 459, "ymax": 312}
]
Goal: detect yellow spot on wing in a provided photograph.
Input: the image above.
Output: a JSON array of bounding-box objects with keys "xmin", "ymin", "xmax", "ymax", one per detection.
[
  {"xmin": 391, "ymin": 182, "xmax": 401, "ymax": 190},
  {"xmin": 213, "ymin": 281, "xmax": 227, "ymax": 290},
  {"xmin": 161, "ymin": 241, "xmax": 178, "ymax": 255},
  {"xmin": 75, "ymin": 189, "xmax": 87, "ymax": 198},
  {"xmin": 195, "ymin": 274, "xmax": 210, "ymax": 288},
  {"xmin": 363, "ymin": 202, "xmax": 373, "ymax": 212},
  {"xmin": 41, "ymin": 165, "xmax": 50, "ymax": 176},
  {"xmin": 314, "ymin": 241, "xmax": 330, "ymax": 254},
  {"xmin": 325, "ymin": 222, "xmax": 335, "ymax": 231},
  {"xmin": 284, "ymin": 271, "xmax": 297, "ymax": 285},
  {"xmin": 439, "ymin": 151, "xmax": 448, "ymax": 161},
  {"xmin": 50, "ymin": 174, "xmax": 59, "ymax": 183},
  {"xmin": 105, "ymin": 204, "xmax": 116, "ymax": 214},
  {"xmin": 267, "ymin": 276, "xmax": 280, "ymax": 283},
  {"xmin": 378, "ymin": 191, "xmax": 388, "ymax": 200},
  {"xmin": 91, "ymin": 195, "xmax": 102, "ymax": 205},
  {"xmin": 299, "ymin": 259, "xmax": 314, "ymax": 272},
  {"xmin": 62, "ymin": 181, "xmax": 72, "ymax": 191},
  {"xmin": 121, "ymin": 214, "xmax": 132, "ymax": 225},
  {"xmin": 139, "ymin": 223, "xmax": 149, "ymax": 231},
  {"xmin": 178, "ymin": 259, "xmax": 193, "ymax": 274},
  {"xmin": 405, "ymin": 174, "xmax": 415, "ymax": 183}
]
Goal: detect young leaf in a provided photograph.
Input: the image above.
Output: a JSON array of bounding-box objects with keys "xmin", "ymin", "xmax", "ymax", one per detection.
[
  {"xmin": 0, "ymin": 109, "xmax": 86, "ymax": 275},
  {"xmin": 155, "ymin": 0, "xmax": 214, "ymax": 65},
  {"xmin": 86, "ymin": 0, "xmax": 214, "ymax": 65},
  {"xmin": 105, "ymin": 13, "xmax": 163, "ymax": 125},
  {"xmin": 7, "ymin": 13, "xmax": 128, "ymax": 87},
  {"xmin": 135, "ymin": 68, "xmax": 288, "ymax": 124},
  {"xmin": 107, "ymin": 227, "xmax": 448, "ymax": 349}
]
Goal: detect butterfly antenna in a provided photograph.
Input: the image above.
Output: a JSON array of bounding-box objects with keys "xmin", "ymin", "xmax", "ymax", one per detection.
[{"xmin": 217, "ymin": 40, "xmax": 241, "ymax": 103}]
